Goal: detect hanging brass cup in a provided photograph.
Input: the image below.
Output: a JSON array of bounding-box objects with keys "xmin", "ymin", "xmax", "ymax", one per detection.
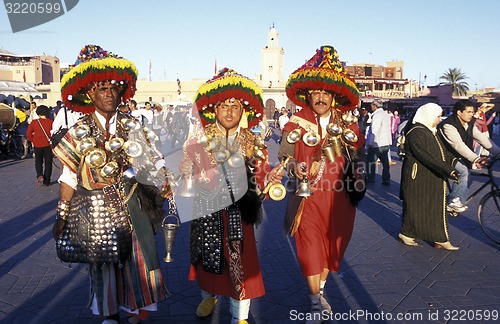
[
  {"xmin": 105, "ymin": 137, "xmax": 124, "ymax": 152},
  {"xmin": 303, "ymin": 130, "xmax": 319, "ymax": 146},
  {"xmin": 343, "ymin": 129, "xmax": 358, "ymax": 144},
  {"xmin": 162, "ymin": 215, "xmax": 180, "ymax": 263},
  {"xmin": 72, "ymin": 124, "xmax": 91, "ymax": 140},
  {"xmin": 100, "ymin": 161, "xmax": 119, "ymax": 178},
  {"xmin": 253, "ymin": 146, "xmax": 266, "ymax": 160},
  {"xmin": 85, "ymin": 148, "xmax": 107, "ymax": 168},
  {"xmin": 326, "ymin": 123, "xmax": 343, "ymax": 136},
  {"xmin": 214, "ymin": 148, "xmax": 231, "ymax": 163},
  {"xmin": 287, "ymin": 128, "xmax": 302, "ymax": 144},
  {"xmin": 77, "ymin": 137, "xmax": 96, "ymax": 155},
  {"xmin": 227, "ymin": 152, "xmax": 245, "ymax": 168},
  {"xmin": 121, "ymin": 118, "xmax": 141, "ymax": 131},
  {"xmin": 342, "ymin": 112, "xmax": 358, "ymax": 125},
  {"xmin": 123, "ymin": 140, "xmax": 143, "ymax": 157},
  {"xmin": 268, "ymin": 183, "xmax": 286, "ymax": 201}
]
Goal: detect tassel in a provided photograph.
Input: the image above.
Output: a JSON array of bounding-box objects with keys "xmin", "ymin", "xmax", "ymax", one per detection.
[{"xmin": 290, "ymin": 199, "xmax": 306, "ymax": 236}]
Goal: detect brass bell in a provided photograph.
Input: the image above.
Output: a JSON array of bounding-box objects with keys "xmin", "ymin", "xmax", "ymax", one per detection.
[
  {"xmin": 326, "ymin": 123, "xmax": 343, "ymax": 136},
  {"xmin": 227, "ymin": 152, "xmax": 245, "ymax": 168},
  {"xmin": 121, "ymin": 118, "xmax": 141, "ymax": 131},
  {"xmin": 73, "ymin": 124, "xmax": 91, "ymax": 140},
  {"xmin": 296, "ymin": 177, "xmax": 313, "ymax": 197},
  {"xmin": 100, "ymin": 161, "xmax": 119, "ymax": 177},
  {"xmin": 162, "ymin": 215, "xmax": 180, "ymax": 263},
  {"xmin": 123, "ymin": 140, "xmax": 143, "ymax": 157},
  {"xmin": 178, "ymin": 174, "xmax": 196, "ymax": 198},
  {"xmin": 342, "ymin": 112, "xmax": 358, "ymax": 125},
  {"xmin": 303, "ymin": 130, "xmax": 319, "ymax": 146},
  {"xmin": 253, "ymin": 146, "xmax": 266, "ymax": 160},
  {"xmin": 214, "ymin": 149, "xmax": 231, "ymax": 163},
  {"xmin": 343, "ymin": 129, "xmax": 358, "ymax": 144},
  {"xmin": 85, "ymin": 148, "xmax": 107, "ymax": 168},
  {"xmin": 77, "ymin": 137, "xmax": 96, "ymax": 154},
  {"xmin": 105, "ymin": 137, "xmax": 124, "ymax": 152},
  {"xmin": 287, "ymin": 128, "xmax": 302, "ymax": 144}
]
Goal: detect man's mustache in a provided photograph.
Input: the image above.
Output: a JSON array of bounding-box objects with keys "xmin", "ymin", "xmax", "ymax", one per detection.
[{"xmin": 314, "ymin": 101, "xmax": 328, "ymax": 106}]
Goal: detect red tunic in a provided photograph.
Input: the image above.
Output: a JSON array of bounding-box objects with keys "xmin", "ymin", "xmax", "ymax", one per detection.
[
  {"xmin": 283, "ymin": 107, "xmax": 365, "ymax": 276},
  {"xmin": 185, "ymin": 124, "xmax": 269, "ymax": 300}
]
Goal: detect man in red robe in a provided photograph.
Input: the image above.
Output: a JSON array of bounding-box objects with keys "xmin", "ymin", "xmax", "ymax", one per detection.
[
  {"xmin": 278, "ymin": 45, "xmax": 366, "ymax": 322},
  {"xmin": 180, "ymin": 68, "xmax": 284, "ymax": 324}
]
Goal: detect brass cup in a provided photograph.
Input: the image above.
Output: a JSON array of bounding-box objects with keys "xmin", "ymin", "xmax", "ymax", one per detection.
[
  {"xmin": 227, "ymin": 153, "xmax": 245, "ymax": 168},
  {"xmin": 214, "ymin": 149, "xmax": 231, "ymax": 163},
  {"xmin": 72, "ymin": 124, "xmax": 91, "ymax": 140},
  {"xmin": 145, "ymin": 128, "xmax": 157, "ymax": 142},
  {"xmin": 303, "ymin": 131, "xmax": 319, "ymax": 146},
  {"xmin": 287, "ymin": 128, "xmax": 302, "ymax": 144},
  {"xmin": 100, "ymin": 161, "xmax": 119, "ymax": 177},
  {"xmin": 85, "ymin": 148, "xmax": 107, "ymax": 168},
  {"xmin": 255, "ymin": 136, "xmax": 267, "ymax": 149},
  {"xmin": 323, "ymin": 137, "xmax": 343, "ymax": 163},
  {"xmin": 253, "ymin": 146, "xmax": 266, "ymax": 160},
  {"xmin": 268, "ymin": 183, "xmax": 286, "ymax": 201},
  {"xmin": 342, "ymin": 112, "xmax": 358, "ymax": 125},
  {"xmin": 343, "ymin": 129, "xmax": 358, "ymax": 144},
  {"xmin": 326, "ymin": 123, "xmax": 343, "ymax": 136},
  {"xmin": 121, "ymin": 118, "xmax": 141, "ymax": 131},
  {"xmin": 77, "ymin": 137, "xmax": 96, "ymax": 155},
  {"xmin": 105, "ymin": 137, "xmax": 124, "ymax": 152},
  {"xmin": 123, "ymin": 140, "xmax": 143, "ymax": 157},
  {"xmin": 162, "ymin": 215, "xmax": 180, "ymax": 263}
]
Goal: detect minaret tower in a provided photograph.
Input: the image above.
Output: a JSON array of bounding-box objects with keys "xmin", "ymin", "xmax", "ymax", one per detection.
[{"xmin": 261, "ymin": 23, "xmax": 285, "ymax": 88}]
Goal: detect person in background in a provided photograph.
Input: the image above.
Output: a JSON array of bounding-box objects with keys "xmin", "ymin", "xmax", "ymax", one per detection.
[
  {"xmin": 272, "ymin": 107, "xmax": 281, "ymax": 128},
  {"xmin": 399, "ymin": 103, "xmax": 461, "ymax": 250},
  {"xmin": 438, "ymin": 99, "xmax": 500, "ymax": 213},
  {"xmin": 27, "ymin": 101, "xmax": 39, "ymax": 124},
  {"xmin": 473, "ymin": 103, "xmax": 496, "ymax": 155},
  {"xmin": 51, "ymin": 45, "xmax": 168, "ymax": 324},
  {"xmin": 181, "ymin": 68, "xmax": 284, "ymax": 324},
  {"xmin": 366, "ymin": 99, "xmax": 392, "ymax": 185},
  {"xmin": 279, "ymin": 45, "xmax": 365, "ymax": 324},
  {"xmin": 26, "ymin": 105, "xmax": 53, "ymax": 186}
]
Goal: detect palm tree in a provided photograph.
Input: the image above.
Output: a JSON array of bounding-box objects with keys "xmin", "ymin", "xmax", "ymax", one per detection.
[{"xmin": 440, "ymin": 68, "xmax": 470, "ymax": 97}]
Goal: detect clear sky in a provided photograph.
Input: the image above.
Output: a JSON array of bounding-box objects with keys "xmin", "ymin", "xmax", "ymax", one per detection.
[{"xmin": 1, "ymin": 0, "xmax": 499, "ymax": 90}]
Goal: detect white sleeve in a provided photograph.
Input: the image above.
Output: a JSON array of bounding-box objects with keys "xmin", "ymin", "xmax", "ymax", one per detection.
[
  {"xmin": 473, "ymin": 127, "xmax": 500, "ymax": 155},
  {"xmin": 440, "ymin": 124, "xmax": 478, "ymax": 163},
  {"xmin": 58, "ymin": 165, "xmax": 78, "ymax": 190}
]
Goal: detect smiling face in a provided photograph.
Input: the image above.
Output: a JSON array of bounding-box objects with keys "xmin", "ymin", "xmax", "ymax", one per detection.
[
  {"xmin": 308, "ymin": 89, "xmax": 335, "ymax": 117},
  {"xmin": 214, "ymin": 98, "xmax": 244, "ymax": 134},
  {"xmin": 87, "ymin": 82, "xmax": 121, "ymax": 116}
]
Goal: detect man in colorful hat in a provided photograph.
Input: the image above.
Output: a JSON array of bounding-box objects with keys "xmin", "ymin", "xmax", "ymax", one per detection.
[
  {"xmin": 278, "ymin": 45, "xmax": 366, "ymax": 322},
  {"xmin": 179, "ymin": 68, "xmax": 284, "ymax": 324},
  {"xmin": 51, "ymin": 45, "xmax": 168, "ymax": 324}
]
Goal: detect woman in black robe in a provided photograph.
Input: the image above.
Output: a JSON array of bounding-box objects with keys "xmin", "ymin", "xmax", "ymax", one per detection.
[{"xmin": 399, "ymin": 103, "xmax": 461, "ymax": 250}]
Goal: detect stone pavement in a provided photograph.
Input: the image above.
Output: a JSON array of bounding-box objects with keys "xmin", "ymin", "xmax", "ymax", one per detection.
[{"xmin": 0, "ymin": 131, "xmax": 499, "ymax": 324}]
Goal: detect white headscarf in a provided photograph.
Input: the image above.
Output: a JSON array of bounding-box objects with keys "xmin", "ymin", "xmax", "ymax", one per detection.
[{"xmin": 412, "ymin": 103, "xmax": 443, "ymax": 134}]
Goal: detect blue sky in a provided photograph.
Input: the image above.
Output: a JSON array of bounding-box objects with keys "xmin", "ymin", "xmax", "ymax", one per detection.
[{"xmin": 1, "ymin": 0, "xmax": 499, "ymax": 89}]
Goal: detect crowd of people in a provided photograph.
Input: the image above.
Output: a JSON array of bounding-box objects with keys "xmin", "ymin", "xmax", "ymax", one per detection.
[{"xmin": 1, "ymin": 42, "xmax": 497, "ymax": 324}]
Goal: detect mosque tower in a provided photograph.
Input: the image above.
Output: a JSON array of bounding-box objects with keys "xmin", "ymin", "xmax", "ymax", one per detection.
[{"xmin": 260, "ymin": 24, "xmax": 285, "ymax": 88}]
